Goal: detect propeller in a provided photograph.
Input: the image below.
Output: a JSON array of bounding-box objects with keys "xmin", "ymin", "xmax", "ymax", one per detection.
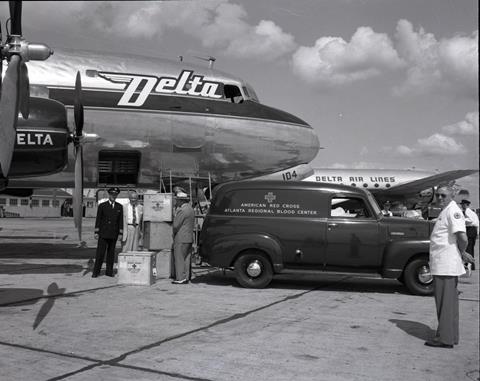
[
  {"xmin": 72, "ymin": 71, "xmax": 84, "ymax": 243},
  {"xmin": 0, "ymin": 54, "xmax": 21, "ymax": 177},
  {"xmin": 0, "ymin": 1, "xmax": 53, "ymax": 177},
  {"xmin": 19, "ymin": 60, "xmax": 29, "ymax": 118}
]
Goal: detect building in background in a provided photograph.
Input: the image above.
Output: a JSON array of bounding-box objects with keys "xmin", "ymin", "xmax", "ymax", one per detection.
[{"xmin": 0, "ymin": 189, "xmax": 72, "ymax": 218}]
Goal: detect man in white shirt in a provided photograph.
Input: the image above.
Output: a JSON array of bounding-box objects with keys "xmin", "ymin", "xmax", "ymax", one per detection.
[
  {"xmin": 122, "ymin": 190, "xmax": 143, "ymax": 252},
  {"xmin": 425, "ymin": 186, "xmax": 474, "ymax": 348},
  {"xmin": 460, "ymin": 199, "xmax": 479, "ymax": 271}
]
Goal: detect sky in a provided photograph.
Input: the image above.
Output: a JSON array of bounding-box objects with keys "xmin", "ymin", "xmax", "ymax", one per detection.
[{"xmin": 2, "ymin": 0, "xmax": 478, "ymax": 203}]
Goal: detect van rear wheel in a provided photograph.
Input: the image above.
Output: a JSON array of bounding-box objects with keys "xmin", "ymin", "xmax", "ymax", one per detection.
[
  {"xmin": 403, "ymin": 257, "xmax": 434, "ymax": 296},
  {"xmin": 234, "ymin": 252, "xmax": 273, "ymax": 288}
]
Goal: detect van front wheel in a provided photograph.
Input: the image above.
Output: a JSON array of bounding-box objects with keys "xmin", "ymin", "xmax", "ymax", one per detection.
[
  {"xmin": 234, "ymin": 252, "xmax": 273, "ymax": 288},
  {"xmin": 403, "ymin": 257, "xmax": 434, "ymax": 296}
]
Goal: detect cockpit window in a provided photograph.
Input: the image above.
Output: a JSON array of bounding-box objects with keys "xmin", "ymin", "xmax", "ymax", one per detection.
[
  {"xmin": 245, "ymin": 83, "xmax": 259, "ymax": 102},
  {"xmin": 224, "ymin": 84, "xmax": 244, "ymax": 104}
]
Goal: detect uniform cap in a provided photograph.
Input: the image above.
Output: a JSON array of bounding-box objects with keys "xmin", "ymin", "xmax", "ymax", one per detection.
[
  {"xmin": 174, "ymin": 191, "xmax": 190, "ymax": 200},
  {"xmin": 460, "ymin": 199, "xmax": 471, "ymax": 205},
  {"xmin": 107, "ymin": 187, "xmax": 121, "ymax": 195}
]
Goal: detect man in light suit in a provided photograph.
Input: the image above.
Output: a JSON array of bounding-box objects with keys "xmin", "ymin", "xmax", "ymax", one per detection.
[
  {"xmin": 172, "ymin": 190, "xmax": 195, "ymax": 284},
  {"xmin": 92, "ymin": 187, "xmax": 123, "ymax": 278},
  {"xmin": 122, "ymin": 190, "xmax": 143, "ymax": 252}
]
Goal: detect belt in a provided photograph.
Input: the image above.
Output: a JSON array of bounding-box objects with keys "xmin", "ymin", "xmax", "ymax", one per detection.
[{"xmin": 128, "ymin": 224, "xmax": 138, "ymax": 226}]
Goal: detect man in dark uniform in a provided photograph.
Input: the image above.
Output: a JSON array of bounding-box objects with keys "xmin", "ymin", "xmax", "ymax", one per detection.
[{"xmin": 92, "ymin": 187, "xmax": 123, "ymax": 277}]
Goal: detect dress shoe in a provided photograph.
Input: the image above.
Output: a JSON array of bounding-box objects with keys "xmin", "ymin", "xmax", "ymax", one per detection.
[
  {"xmin": 105, "ymin": 273, "xmax": 114, "ymax": 277},
  {"xmin": 172, "ymin": 279, "xmax": 188, "ymax": 284},
  {"xmin": 424, "ymin": 340, "xmax": 453, "ymax": 348},
  {"xmin": 91, "ymin": 274, "xmax": 98, "ymax": 278}
]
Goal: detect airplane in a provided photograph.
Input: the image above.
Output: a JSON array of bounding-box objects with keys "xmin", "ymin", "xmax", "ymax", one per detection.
[
  {"xmin": 303, "ymin": 168, "xmax": 478, "ymax": 210},
  {"xmin": 0, "ymin": 2, "xmax": 320, "ymax": 240}
]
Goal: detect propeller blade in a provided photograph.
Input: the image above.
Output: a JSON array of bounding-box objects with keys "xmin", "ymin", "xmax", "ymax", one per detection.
[
  {"xmin": 9, "ymin": 1, "xmax": 22, "ymax": 36},
  {"xmin": 19, "ymin": 60, "xmax": 29, "ymax": 119},
  {"xmin": 0, "ymin": 54, "xmax": 21, "ymax": 177},
  {"xmin": 74, "ymin": 71, "xmax": 84, "ymax": 137},
  {"xmin": 73, "ymin": 145, "xmax": 84, "ymax": 242}
]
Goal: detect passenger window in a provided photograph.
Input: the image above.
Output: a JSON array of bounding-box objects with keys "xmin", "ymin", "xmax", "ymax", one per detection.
[
  {"xmin": 330, "ymin": 197, "xmax": 371, "ymax": 218},
  {"xmin": 224, "ymin": 85, "xmax": 244, "ymax": 104}
]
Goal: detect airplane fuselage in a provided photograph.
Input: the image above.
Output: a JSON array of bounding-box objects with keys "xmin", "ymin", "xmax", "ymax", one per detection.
[
  {"xmin": 5, "ymin": 48, "xmax": 319, "ymax": 189},
  {"xmin": 304, "ymin": 169, "xmax": 433, "ymax": 190}
]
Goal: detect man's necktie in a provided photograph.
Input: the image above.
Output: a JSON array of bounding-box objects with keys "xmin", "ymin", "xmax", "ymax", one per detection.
[{"xmin": 132, "ymin": 205, "xmax": 136, "ymax": 225}]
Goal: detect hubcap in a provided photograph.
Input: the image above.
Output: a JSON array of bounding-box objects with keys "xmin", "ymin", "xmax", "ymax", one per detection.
[
  {"xmin": 417, "ymin": 265, "xmax": 433, "ymax": 285},
  {"xmin": 246, "ymin": 260, "xmax": 262, "ymax": 278}
]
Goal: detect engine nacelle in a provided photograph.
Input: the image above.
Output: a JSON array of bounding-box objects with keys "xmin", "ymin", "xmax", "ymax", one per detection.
[{"xmin": 9, "ymin": 97, "xmax": 69, "ymax": 177}]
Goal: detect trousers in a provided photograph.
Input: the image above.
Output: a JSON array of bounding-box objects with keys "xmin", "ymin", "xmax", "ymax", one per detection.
[
  {"xmin": 123, "ymin": 225, "xmax": 141, "ymax": 252},
  {"xmin": 93, "ymin": 237, "xmax": 117, "ymax": 276},
  {"xmin": 173, "ymin": 242, "xmax": 192, "ymax": 281},
  {"xmin": 433, "ymin": 276, "xmax": 459, "ymax": 346}
]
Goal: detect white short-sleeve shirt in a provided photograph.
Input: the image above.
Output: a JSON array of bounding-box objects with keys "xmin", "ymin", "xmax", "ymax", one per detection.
[{"xmin": 429, "ymin": 200, "xmax": 466, "ymax": 276}]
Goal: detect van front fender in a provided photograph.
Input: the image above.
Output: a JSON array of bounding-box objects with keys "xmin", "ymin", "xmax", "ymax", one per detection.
[
  {"xmin": 209, "ymin": 233, "xmax": 283, "ymax": 272},
  {"xmin": 382, "ymin": 240, "xmax": 430, "ymax": 278}
]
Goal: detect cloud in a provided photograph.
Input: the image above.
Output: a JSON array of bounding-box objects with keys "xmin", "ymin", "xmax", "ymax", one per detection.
[
  {"xmin": 441, "ymin": 111, "xmax": 479, "ymax": 136},
  {"xmin": 331, "ymin": 161, "xmax": 389, "ymax": 169},
  {"xmin": 390, "ymin": 133, "xmax": 466, "ymax": 157},
  {"xmin": 291, "ymin": 26, "xmax": 404, "ymax": 86},
  {"xmin": 417, "ymin": 133, "xmax": 465, "ymax": 155},
  {"xmin": 360, "ymin": 146, "xmax": 369, "ymax": 156},
  {"xmin": 22, "ymin": 1, "xmax": 295, "ymax": 61},
  {"xmin": 225, "ymin": 20, "xmax": 296, "ymax": 59},
  {"xmin": 394, "ymin": 20, "xmax": 478, "ymax": 97}
]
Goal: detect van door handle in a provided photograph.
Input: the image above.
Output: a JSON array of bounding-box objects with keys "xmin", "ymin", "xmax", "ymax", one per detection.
[{"xmin": 328, "ymin": 223, "xmax": 338, "ymax": 230}]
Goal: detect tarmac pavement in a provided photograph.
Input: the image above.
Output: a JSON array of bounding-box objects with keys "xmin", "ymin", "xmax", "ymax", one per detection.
[{"xmin": 0, "ymin": 217, "xmax": 479, "ymax": 381}]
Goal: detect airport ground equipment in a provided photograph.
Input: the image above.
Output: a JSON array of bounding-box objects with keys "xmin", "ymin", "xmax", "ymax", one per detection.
[{"xmin": 199, "ymin": 180, "xmax": 435, "ymax": 295}]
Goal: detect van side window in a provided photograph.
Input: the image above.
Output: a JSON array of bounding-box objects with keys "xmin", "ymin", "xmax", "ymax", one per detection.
[{"xmin": 330, "ymin": 197, "xmax": 371, "ymax": 218}]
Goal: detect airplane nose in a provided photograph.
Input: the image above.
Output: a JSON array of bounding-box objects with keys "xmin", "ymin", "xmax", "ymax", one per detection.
[
  {"xmin": 308, "ymin": 126, "xmax": 320, "ymax": 161},
  {"xmin": 300, "ymin": 124, "xmax": 320, "ymax": 163}
]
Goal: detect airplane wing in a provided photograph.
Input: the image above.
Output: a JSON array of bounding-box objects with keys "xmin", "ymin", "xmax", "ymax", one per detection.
[{"xmin": 374, "ymin": 169, "xmax": 478, "ymax": 195}]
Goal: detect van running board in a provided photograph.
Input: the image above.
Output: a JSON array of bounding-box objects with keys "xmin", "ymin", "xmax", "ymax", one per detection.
[{"xmin": 279, "ymin": 269, "xmax": 383, "ymax": 279}]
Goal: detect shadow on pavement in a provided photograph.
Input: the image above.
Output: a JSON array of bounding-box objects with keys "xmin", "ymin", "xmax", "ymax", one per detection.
[
  {"xmin": 0, "ymin": 243, "xmax": 96, "ymax": 259},
  {"xmin": 0, "ymin": 288, "xmax": 44, "ymax": 306},
  {"xmin": 389, "ymin": 319, "xmax": 436, "ymax": 341},
  {"xmin": 33, "ymin": 282, "xmax": 66, "ymax": 330},
  {"xmin": 0, "ymin": 264, "xmax": 84, "ymax": 275},
  {"xmin": 191, "ymin": 269, "xmax": 410, "ymax": 294}
]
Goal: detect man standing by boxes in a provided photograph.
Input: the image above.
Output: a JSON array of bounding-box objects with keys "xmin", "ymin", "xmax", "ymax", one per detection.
[
  {"xmin": 122, "ymin": 190, "xmax": 143, "ymax": 252},
  {"xmin": 92, "ymin": 187, "xmax": 123, "ymax": 278},
  {"xmin": 172, "ymin": 190, "xmax": 194, "ymax": 284}
]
